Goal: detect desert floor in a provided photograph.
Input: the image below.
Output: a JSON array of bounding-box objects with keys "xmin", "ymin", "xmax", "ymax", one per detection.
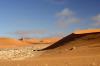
[{"xmin": 0, "ymin": 46, "xmax": 100, "ymax": 66}]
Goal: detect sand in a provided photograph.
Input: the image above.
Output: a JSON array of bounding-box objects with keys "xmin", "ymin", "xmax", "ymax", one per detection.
[
  {"xmin": 0, "ymin": 30, "xmax": 99, "ymax": 66},
  {"xmin": 0, "ymin": 37, "xmax": 30, "ymax": 48},
  {"xmin": 40, "ymin": 37, "xmax": 60, "ymax": 44},
  {"xmin": 74, "ymin": 29, "xmax": 100, "ymax": 34},
  {"xmin": 0, "ymin": 37, "xmax": 58, "ymax": 48},
  {"xmin": 21, "ymin": 37, "xmax": 60, "ymax": 44},
  {"xmin": 0, "ymin": 46, "xmax": 100, "ymax": 66}
]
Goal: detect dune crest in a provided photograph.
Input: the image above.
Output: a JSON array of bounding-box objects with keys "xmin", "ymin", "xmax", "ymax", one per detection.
[{"xmin": 74, "ymin": 29, "xmax": 100, "ymax": 34}]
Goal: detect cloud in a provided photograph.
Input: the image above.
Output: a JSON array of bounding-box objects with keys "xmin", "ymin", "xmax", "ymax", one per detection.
[
  {"xmin": 13, "ymin": 30, "xmax": 48, "ymax": 35},
  {"xmin": 65, "ymin": 17, "xmax": 80, "ymax": 23},
  {"xmin": 56, "ymin": 8, "xmax": 74, "ymax": 17},
  {"xmin": 56, "ymin": 8, "xmax": 81, "ymax": 28},
  {"xmin": 9, "ymin": 30, "xmax": 33, "ymax": 38},
  {"xmin": 47, "ymin": 31, "xmax": 67, "ymax": 38},
  {"xmin": 91, "ymin": 14, "xmax": 100, "ymax": 26},
  {"xmin": 8, "ymin": 30, "xmax": 49, "ymax": 38},
  {"xmin": 90, "ymin": 21, "xmax": 100, "ymax": 27},
  {"xmin": 57, "ymin": 17, "xmax": 80, "ymax": 28},
  {"xmin": 55, "ymin": 32, "xmax": 67, "ymax": 37},
  {"xmin": 92, "ymin": 14, "xmax": 100, "ymax": 22}
]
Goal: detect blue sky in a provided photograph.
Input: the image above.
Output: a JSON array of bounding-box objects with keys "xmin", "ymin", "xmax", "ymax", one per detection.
[{"xmin": 0, "ymin": 0, "xmax": 100, "ymax": 38}]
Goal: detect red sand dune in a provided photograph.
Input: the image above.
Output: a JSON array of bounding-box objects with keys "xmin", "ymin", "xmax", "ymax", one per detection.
[
  {"xmin": 0, "ymin": 37, "xmax": 30, "ymax": 48},
  {"xmin": 22, "ymin": 38, "xmax": 41, "ymax": 44},
  {"xmin": 22, "ymin": 37, "xmax": 60, "ymax": 44},
  {"xmin": 74, "ymin": 29, "xmax": 100, "ymax": 34},
  {"xmin": 0, "ymin": 37, "xmax": 60, "ymax": 48},
  {"xmin": 42, "ymin": 29, "xmax": 100, "ymax": 50}
]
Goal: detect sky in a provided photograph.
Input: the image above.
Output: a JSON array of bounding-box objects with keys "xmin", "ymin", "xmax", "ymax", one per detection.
[{"xmin": 0, "ymin": 0, "xmax": 100, "ymax": 38}]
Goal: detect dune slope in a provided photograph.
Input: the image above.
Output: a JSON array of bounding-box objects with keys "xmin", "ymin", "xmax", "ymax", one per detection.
[{"xmin": 42, "ymin": 32, "xmax": 100, "ymax": 50}]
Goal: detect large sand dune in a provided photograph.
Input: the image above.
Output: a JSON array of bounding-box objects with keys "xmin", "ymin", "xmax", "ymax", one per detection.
[{"xmin": 42, "ymin": 31, "xmax": 100, "ymax": 50}]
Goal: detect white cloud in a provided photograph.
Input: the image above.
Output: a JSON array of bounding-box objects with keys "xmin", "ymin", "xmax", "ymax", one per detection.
[
  {"xmin": 56, "ymin": 8, "xmax": 74, "ymax": 17},
  {"xmin": 65, "ymin": 17, "xmax": 80, "ymax": 23},
  {"xmin": 92, "ymin": 22, "xmax": 100, "ymax": 26},
  {"xmin": 56, "ymin": 8, "xmax": 80, "ymax": 28},
  {"xmin": 91, "ymin": 14, "xmax": 100, "ymax": 26},
  {"xmin": 90, "ymin": 21, "xmax": 100, "ymax": 27},
  {"xmin": 8, "ymin": 30, "xmax": 49, "ymax": 38},
  {"xmin": 92, "ymin": 14, "xmax": 100, "ymax": 22}
]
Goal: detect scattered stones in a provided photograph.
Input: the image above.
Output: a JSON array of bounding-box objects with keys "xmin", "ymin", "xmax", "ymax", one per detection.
[{"xmin": 0, "ymin": 46, "xmax": 44, "ymax": 60}]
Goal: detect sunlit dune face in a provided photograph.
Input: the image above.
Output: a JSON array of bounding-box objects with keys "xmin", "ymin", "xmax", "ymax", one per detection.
[
  {"xmin": 74, "ymin": 29, "xmax": 100, "ymax": 34},
  {"xmin": 0, "ymin": 37, "xmax": 30, "ymax": 48},
  {"xmin": 22, "ymin": 38, "xmax": 41, "ymax": 43}
]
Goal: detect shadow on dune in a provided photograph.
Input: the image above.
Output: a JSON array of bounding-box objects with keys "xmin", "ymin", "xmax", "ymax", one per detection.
[{"xmin": 41, "ymin": 32, "xmax": 100, "ymax": 50}]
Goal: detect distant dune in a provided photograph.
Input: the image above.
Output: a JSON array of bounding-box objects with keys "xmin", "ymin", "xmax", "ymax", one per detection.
[
  {"xmin": 0, "ymin": 37, "xmax": 30, "ymax": 48},
  {"xmin": 0, "ymin": 37, "xmax": 60, "ymax": 48},
  {"xmin": 22, "ymin": 37, "xmax": 60, "ymax": 44},
  {"xmin": 22, "ymin": 38, "xmax": 41, "ymax": 44}
]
